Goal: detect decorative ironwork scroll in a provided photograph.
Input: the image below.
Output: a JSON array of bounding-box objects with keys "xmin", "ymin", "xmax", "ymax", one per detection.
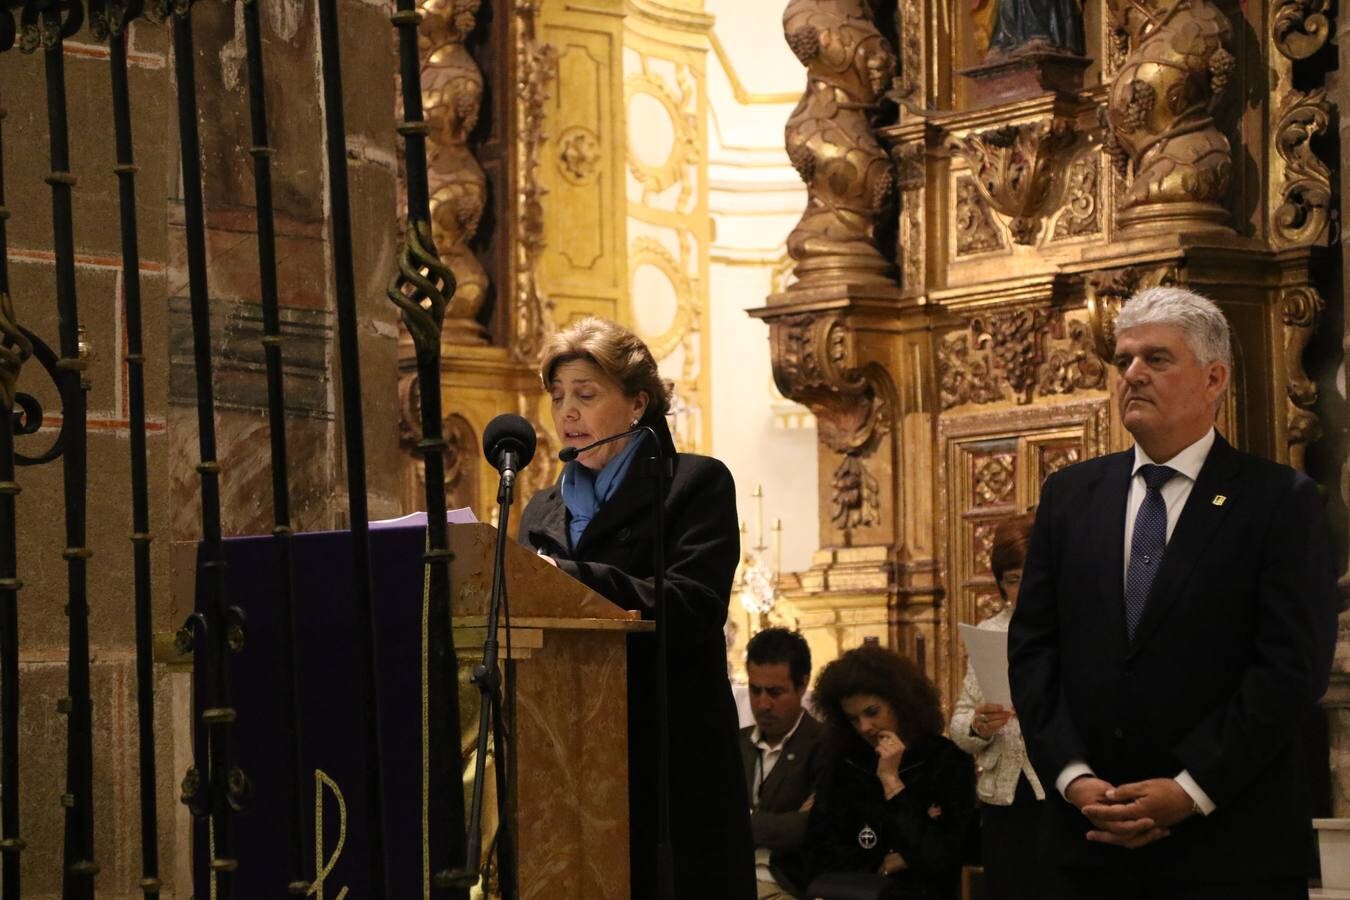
[
  {"xmin": 19, "ymin": 1, "xmax": 101, "ymax": 895},
  {"xmin": 0, "ymin": 94, "xmax": 30, "ymax": 900},
  {"xmin": 391, "ymin": 0, "xmax": 469, "ymax": 893}
]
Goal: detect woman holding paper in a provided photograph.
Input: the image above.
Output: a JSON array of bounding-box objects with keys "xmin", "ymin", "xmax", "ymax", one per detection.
[{"xmin": 950, "ymin": 514, "xmax": 1045, "ymax": 900}]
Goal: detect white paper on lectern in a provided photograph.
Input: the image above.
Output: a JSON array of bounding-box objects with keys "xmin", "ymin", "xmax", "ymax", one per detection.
[
  {"xmin": 369, "ymin": 507, "xmax": 478, "ymax": 531},
  {"xmin": 958, "ymin": 623, "xmax": 1012, "ymax": 707}
]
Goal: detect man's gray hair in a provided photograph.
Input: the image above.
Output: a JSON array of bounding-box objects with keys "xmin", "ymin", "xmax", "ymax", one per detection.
[{"xmin": 1115, "ymin": 286, "xmax": 1232, "ymax": 371}]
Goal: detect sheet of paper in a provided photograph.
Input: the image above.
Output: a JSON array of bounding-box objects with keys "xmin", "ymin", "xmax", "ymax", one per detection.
[
  {"xmin": 958, "ymin": 623, "xmax": 1011, "ymax": 707},
  {"xmin": 370, "ymin": 507, "xmax": 478, "ymax": 531}
]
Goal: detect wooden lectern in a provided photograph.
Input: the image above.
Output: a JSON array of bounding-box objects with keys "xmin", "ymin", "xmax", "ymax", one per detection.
[
  {"xmin": 189, "ymin": 520, "xmax": 645, "ymax": 898},
  {"xmin": 449, "ymin": 522, "xmax": 652, "ymax": 900}
]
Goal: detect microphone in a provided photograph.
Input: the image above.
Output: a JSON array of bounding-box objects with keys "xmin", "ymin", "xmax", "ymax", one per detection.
[
  {"xmin": 557, "ymin": 427, "xmax": 644, "ymax": 463},
  {"xmin": 482, "ymin": 413, "xmax": 537, "ymax": 492}
]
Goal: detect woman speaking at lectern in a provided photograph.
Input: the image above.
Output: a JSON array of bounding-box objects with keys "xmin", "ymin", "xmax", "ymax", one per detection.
[{"xmin": 517, "ymin": 317, "xmax": 755, "ymax": 899}]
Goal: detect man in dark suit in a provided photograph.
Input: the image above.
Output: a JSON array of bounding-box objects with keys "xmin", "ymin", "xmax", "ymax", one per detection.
[
  {"xmin": 740, "ymin": 628, "xmax": 828, "ymax": 899},
  {"xmin": 1008, "ymin": 286, "xmax": 1338, "ymax": 898}
]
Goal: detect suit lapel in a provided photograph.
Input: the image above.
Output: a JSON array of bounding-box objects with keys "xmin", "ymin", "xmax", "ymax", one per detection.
[
  {"xmin": 1128, "ymin": 436, "xmax": 1241, "ymax": 655},
  {"xmin": 1092, "ymin": 452, "xmax": 1133, "ymax": 658},
  {"xmin": 754, "ymin": 715, "xmax": 811, "ymax": 809}
]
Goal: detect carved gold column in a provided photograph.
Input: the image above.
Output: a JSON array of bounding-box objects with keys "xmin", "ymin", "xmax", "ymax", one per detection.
[
  {"xmin": 399, "ymin": 0, "xmax": 566, "ymax": 521},
  {"xmin": 781, "ymin": 0, "xmax": 897, "ymax": 287},
  {"xmin": 754, "ymin": 0, "xmax": 926, "ymax": 673},
  {"xmin": 422, "ymin": 0, "xmax": 491, "ymax": 345},
  {"xmin": 1103, "ymin": 0, "xmax": 1236, "ymax": 234}
]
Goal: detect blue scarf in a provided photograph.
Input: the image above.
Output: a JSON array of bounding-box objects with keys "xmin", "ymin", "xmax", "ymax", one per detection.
[{"xmin": 560, "ymin": 431, "xmax": 647, "ymax": 551}]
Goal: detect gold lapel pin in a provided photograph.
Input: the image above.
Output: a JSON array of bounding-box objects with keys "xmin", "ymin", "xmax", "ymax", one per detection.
[{"xmin": 1212, "ymin": 494, "xmax": 1227, "ymax": 506}]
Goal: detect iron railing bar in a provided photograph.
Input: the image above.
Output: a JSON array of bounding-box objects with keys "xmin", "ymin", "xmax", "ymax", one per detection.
[
  {"xmin": 0, "ymin": 97, "xmax": 26, "ymax": 900},
  {"xmin": 38, "ymin": 10, "xmax": 98, "ymax": 896},
  {"xmin": 391, "ymin": 1, "xmax": 467, "ymax": 893},
  {"xmin": 170, "ymin": 3, "xmax": 238, "ymax": 895},
  {"xmin": 314, "ymin": 0, "xmax": 388, "ymax": 893},
  {"xmin": 238, "ymin": 0, "xmax": 309, "ymax": 891},
  {"xmin": 108, "ymin": 20, "xmax": 162, "ymax": 899}
]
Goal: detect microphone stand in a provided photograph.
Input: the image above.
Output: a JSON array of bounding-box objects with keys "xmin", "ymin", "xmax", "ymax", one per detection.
[
  {"xmin": 446, "ymin": 453, "xmax": 518, "ymax": 899},
  {"xmin": 639, "ymin": 426, "xmax": 676, "ymax": 900}
]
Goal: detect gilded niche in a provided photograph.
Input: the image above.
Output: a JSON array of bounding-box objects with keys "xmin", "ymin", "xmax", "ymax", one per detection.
[
  {"xmin": 782, "ymin": 0, "xmax": 898, "ymax": 288},
  {"xmin": 1103, "ymin": 0, "xmax": 1235, "ymax": 232},
  {"xmin": 949, "ymin": 118, "xmax": 1077, "ymax": 246},
  {"xmin": 770, "ymin": 313, "xmax": 891, "ymax": 455},
  {"xmin": 421, "ymin": 0, "xmax": 490, "ymax": 344},
  {"xmin": 937, "ymin": 309, "xmax": 1107, "ymax": 410}
]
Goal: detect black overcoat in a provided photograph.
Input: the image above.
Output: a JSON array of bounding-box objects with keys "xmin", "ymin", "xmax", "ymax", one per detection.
[
  {"xmin": 1008, "ymin": 435, "xmax": 1339, "ymax": 884},
  {"xmin": 516, "ymin": 416, "xmax": 756, "ymax": 900}
]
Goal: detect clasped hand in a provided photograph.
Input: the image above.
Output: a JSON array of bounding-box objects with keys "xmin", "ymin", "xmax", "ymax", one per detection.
[
  {"xmin": 1067, "ymin": 777, "xmax": 1194, "ymax": 850},
  {"xmin": 874, "ymin": 731, "xmax": 906, "ymax": 800}
]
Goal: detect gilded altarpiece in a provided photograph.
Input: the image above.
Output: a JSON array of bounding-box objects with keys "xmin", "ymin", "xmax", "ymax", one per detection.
[
  {"xmin": 401, "ymin": 0, "xmax": 633, "ymax": 521},
  {"xmin": 760, "ymin": 0, "xmax": 1340, "ymax": 715}
]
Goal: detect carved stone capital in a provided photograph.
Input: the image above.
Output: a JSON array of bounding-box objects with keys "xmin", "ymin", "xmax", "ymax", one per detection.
[
  {"xmin": 781, "ymin": 0, "xmax": 898, "ymax": 290},
  {"xmin": 949, "ymin": 117, "xmax": 1076, "ymax": 245},
  {"xmin": 767, "ymin": 312, "xmax": 891, "ymax": 455},
  {"xmin": 1104, "ymin": 0, "xmax": 1235, "ymax": 234}
]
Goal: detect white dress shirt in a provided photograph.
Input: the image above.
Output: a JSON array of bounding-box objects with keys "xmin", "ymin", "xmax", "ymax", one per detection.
[
  {"xmin": 1056, "ymin": 428, "xmax": 1217, "ymax": 816},
  {"xmin": 751, "ymin": 710, "xmax": 806, "ymax": 884}
]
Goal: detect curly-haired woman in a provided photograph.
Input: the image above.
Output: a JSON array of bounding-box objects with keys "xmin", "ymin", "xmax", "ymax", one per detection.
[{"xmin": 804, "ymin": 644, "xmax": 976, "ymax": 900}]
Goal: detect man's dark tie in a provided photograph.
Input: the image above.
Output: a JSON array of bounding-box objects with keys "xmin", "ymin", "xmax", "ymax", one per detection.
[{"xmin": 1124, "ymin": 464, "xmax": 1178, "ymax": 640}]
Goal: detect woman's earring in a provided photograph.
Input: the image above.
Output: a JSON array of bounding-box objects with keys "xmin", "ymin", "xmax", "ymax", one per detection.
[{"xmin": 629, "ymin": 418, "xmax": 639, "ymax": 428}]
